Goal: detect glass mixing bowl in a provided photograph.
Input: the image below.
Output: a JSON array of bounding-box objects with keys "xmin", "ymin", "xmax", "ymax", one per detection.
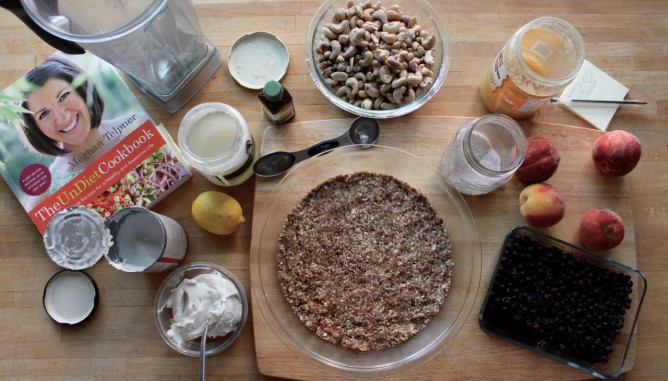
[
  {"xmin": 154, "ymin": 262, "xmax": 248, "ymax": 357},
  {"xmin": 305, "ymin": 0, "xmax": 451, "ymax": 118},
  {"xmin": 252, "ymin": 145, "xmax": 481, "ymax": 378}
]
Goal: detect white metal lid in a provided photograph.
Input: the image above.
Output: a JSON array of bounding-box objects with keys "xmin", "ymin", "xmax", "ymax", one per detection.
[
  {"xmin": 227, "ymin": 31, "xmax": 289, "ymax": 89},
  {"xmin": 43, "ymin": 270, "xmax": 98, "ymax": 325}
]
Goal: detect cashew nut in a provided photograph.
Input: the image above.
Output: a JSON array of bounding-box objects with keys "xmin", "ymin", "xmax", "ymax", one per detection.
[
  {"xmin": 342, "ymin": 45, "xmax": 358, "ymax": 59},
  {"xmin": 327, "ymin": 21, "xmax": 347, "ymax": 34},
  {"xmin": 322, "ymin": 26, "xmax": 337, "ymax": 40},
  {"xmin": 358, "ymin": 50, "xmax": 373, "ymax": 66},
  {"xmin": 387, "ymin": 10, "xmax": 402, "ymax": 21},
  {"xmin": 331, "ymin": 71, "xmax": 349, "ymax": 82},
  {"xmin": 329, "ymin": 40, "xmax": 342, "ymax": 61},
  {"xmin": 380, "ymin": 31, "xmax": 397, "ymax": 44},
  {"xmin": 382, "ymin": 21, "xmax": 401, "ymax": 34},
  {"xmin": 345, "ymin": 77, "xmax": 360, "ymax": 95}
]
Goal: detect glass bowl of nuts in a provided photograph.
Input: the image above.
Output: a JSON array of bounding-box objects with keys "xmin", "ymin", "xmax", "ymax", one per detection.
[
  {"xmin": 480, "ymin": 226, "xmax": 647, "ymax": 380},
  {"xmin": 252, "ymin": 145, "xmax": 482, "ymax": 377},
  {"xmin": 305, "ymin": 0, "xmax": 451, "ymax": 118}
]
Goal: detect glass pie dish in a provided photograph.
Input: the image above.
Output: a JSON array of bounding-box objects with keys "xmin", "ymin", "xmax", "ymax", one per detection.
[
  {"xmin": 251, "ymin": 145, "xmax": 482, "ymax": 378},
  {"xmin": 479, "ymin": 226, "xmax": 647, "ymax": 380}
]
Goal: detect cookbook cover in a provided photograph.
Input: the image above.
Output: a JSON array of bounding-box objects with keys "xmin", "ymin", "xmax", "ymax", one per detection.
[{"xmin": 0, "ymin": 51, "xmax": 191, "ymax": 234}]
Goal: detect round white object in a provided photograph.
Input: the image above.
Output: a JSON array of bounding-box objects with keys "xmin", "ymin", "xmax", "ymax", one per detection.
[
  {"xmin": 228, "ymin": 31, "xmax": 289, "ymax": 89},
  {"xmin": 43, "ymin": 270, "xmax": 98, "ymax": 325}
]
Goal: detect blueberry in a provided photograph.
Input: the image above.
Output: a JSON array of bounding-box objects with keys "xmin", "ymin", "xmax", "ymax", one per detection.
[{"xmin": 483, "ymin": 231, "xmax": 634, "ymax": 364}]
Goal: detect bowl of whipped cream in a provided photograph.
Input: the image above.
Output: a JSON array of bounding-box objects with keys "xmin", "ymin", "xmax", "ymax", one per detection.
[{"xmin": 154, "ymin": 262, "xmax": 248, "ymax": 356}]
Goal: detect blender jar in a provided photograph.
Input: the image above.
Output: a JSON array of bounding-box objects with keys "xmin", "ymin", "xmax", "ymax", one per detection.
[{"xmin": 19, "ymin": 0, "xmax": 222, "ymax": 112}]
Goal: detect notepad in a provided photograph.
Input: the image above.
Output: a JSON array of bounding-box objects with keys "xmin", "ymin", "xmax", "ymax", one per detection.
[{"xmin": 558, "ymin": 60, "xmax": 629, "ymax": 131}]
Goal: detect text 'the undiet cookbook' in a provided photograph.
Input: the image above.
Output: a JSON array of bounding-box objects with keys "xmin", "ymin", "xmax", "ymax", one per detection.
[{"xmin": 0, "ymin": 52, "xmax": 191, "ymax": 234}]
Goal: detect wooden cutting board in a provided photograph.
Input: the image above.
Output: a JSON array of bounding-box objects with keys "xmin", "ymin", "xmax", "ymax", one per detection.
[{"xmin": 249, "ymin": 116, "xmax": 637, "ymax": 380}]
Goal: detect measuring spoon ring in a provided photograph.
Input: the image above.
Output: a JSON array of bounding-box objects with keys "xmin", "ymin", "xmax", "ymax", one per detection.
[{"xmin": 253, "ymin": 117, "xmax": 380, "ymax": 177}]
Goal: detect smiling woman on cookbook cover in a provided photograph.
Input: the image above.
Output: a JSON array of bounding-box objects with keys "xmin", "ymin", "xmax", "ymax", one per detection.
[
  {"xmin": 19, "ymin": 54, "xmax": 144, "ymax": 193},
  {"xmin": 0, "ymin": 51, "xmax": 191, "ymax": 234}
]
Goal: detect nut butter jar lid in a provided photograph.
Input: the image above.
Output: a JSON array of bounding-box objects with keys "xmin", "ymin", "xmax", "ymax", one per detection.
[
  {"xmin": 43, "ymin": 270, "xmax": 99, "ymax": 325},
  {"xmin": 43, "ymin": 206, "xmax": 112, "ymax": 270},
  {"xmin": 227, "ymin": 31, "xmax": 289, "ymax": 89}
]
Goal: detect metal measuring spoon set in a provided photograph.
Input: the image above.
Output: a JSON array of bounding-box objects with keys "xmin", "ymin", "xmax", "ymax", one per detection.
[{"xmin": 253, "ymin": 117, "xmax": 381, "ymax": 177}]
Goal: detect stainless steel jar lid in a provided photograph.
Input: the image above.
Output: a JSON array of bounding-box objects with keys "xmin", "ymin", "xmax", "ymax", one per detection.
[{"xmin": 43, "ymin": 206, "xmax": 112, "ymax": 270}]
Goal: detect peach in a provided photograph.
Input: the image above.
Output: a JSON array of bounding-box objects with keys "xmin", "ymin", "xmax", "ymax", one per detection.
[
  {"xmin": 519, "ymin": 183, "xmax": 565, "ymax": 228},
  {"xmin": 592, "ymin": 130, "xmax": 641, "ymax": 177},
  {"xmin": 579, "ymin": 208, "xmax": 625, "ymax": 251},
  {"xmin": 516, "ymin": 136, "xmax": 561, "ymax": 184}
]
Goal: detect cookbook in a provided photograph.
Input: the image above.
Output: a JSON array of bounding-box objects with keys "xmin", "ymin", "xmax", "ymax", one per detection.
[{"xmin": 0, "ymin": 51, "xmax": 191, "ymax": 234}]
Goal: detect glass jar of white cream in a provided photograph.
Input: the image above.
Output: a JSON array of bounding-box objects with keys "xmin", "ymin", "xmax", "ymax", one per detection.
[{"xmin": 178, "ymin": 103, "xmax": 256, "ymax": 186}]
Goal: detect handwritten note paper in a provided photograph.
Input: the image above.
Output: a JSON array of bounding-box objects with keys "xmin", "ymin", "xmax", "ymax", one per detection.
[{"xmin": 559, "ymin": 60, "xmax": 629, "ymax": 131}]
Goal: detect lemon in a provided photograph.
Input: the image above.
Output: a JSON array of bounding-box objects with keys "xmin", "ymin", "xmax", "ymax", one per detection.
[{"xmin": 191, "ymin": 191, "xmax": 245, "ymax": 235}]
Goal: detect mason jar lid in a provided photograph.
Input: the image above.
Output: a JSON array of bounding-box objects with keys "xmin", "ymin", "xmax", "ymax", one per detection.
[
  {"xmin": 43, "ymin": 206, "xmax": 112, "ymax": 270},
  {"xmin": 43, "ymin": 269, "xmax": 99, "ymax": 325},
  {"xmin": 228, "ymin": 31, "xmax": 289, "ymax": 89}
]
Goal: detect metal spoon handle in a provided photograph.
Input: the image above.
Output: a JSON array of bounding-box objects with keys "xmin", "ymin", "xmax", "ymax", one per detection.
[
  {"xmin": 291, "ymin": 131, "xmax": 353, "ymax": 163},
  {"xmin": 252, "ymin": 117, "xmax": 380, "ymax": 177},
  {"xmin": 199, "ymin": 320, "xmax": 210, "ymax": 381}
]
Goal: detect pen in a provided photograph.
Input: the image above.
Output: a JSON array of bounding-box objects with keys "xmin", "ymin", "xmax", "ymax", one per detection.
[{"xmin": 550, "ymin": 98, "xmax": 648, "ymax": 105}]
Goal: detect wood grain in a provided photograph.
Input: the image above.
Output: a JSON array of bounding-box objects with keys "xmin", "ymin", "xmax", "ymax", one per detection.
[
  {"xmin": 0, "ymin": 1, "xmax": 667, "ymax": 380},
  {"xmin": 250, "ymin": 117, "xmax": 636, "ymax": 380}
]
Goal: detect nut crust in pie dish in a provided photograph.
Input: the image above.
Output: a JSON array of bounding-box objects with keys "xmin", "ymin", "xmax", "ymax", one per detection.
[{"xmin": 277, "ymin": 172, "xmax": 454, "ymax": 351}]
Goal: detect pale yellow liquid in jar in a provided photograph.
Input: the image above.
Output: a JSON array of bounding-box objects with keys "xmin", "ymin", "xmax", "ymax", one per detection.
[
  {"xmin": 480, "ymin": 28, "xmax": 566, "ymax": 119},
  {"xmin": 523, "ymin": 54, "xmax": 549, "ymax": 77},
  {"xmin": 186, "ymin": 112, "xmax": 237, "ymax": 158}
]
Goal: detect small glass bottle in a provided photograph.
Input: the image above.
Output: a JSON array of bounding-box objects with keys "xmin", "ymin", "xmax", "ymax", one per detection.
[
  {"xmin": 480, "ymin": 17, "xmax": 585, "ymax": 119},
  {"xmin": 441, "ymin": 114, "xmax": 527, "ymax": 196},
  {"xmin": 259, "ymin": 80, "xmax": 295, "ymax": 124}
]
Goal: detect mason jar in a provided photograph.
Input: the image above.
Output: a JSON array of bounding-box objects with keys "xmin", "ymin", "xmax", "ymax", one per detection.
[
  {"xmin": 480, "ymin": 17, "xmax": 585, "ymax": 119},
  {"xmin": 441, "ymin": 114, "xmax": 527, "ymax": 195},
  {"xmin": 178, "ymin": 102, "xmax": 256, "ymax": 186}
]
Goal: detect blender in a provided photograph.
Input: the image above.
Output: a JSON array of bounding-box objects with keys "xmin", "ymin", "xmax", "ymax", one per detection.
[{"xmin": 1, "ymin": 0, "xmax": 222, "ymax": 113}]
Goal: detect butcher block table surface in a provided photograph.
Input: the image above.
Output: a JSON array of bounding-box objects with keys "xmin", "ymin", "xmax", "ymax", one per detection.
[{"xmin": 1, "ymin": 1, "xmax": 667, "ymax": 380}]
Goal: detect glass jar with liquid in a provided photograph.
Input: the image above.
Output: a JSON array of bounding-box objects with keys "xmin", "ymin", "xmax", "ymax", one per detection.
[
  {"xmin": 480, "ymin": 17, "xmax": 585, "ymax": 119},
  {"xmin": 178, "ymin": 103, "xmax": 256, "ymax": 186}
]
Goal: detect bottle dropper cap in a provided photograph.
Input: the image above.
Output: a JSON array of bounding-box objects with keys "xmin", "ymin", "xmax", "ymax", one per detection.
[{"xmin": 263, "ymin": 80, "xmax": 282, "ymax": 99}]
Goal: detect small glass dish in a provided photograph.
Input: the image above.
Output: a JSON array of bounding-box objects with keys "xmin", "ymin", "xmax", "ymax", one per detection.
[
  {"xmin": 305, "ymin": 0, "xmax": 451, "ymax": 118},
  {"xmin": 479, "ymin": 226, "xmax": 647, "ymax": 380},
  {"xmin": 154, "ymin": 262, "xmax": 248, "ymax": 357},
  {"xmin": 252, "ymin": 145, "xmax": 482, "ymax": 378}
]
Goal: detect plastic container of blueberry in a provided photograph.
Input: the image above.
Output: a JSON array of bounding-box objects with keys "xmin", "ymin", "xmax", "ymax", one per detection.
[{"xmin": 479, "ymin": 226, "xmax": 647, "ymax": 380}]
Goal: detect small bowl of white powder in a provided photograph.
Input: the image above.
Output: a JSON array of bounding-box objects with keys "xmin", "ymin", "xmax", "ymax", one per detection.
[{"xmin": 154, "ymin": 262, "xmax": 248, "ymax": 356}]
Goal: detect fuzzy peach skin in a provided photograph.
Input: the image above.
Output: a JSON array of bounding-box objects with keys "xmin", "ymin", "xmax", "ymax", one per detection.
[
  {"xmin": 519, "ymin": 183, "xmax": 565, "ymax": 228},
  {"xmin": 516, "ymin": 136, "xmax": 561, "ymax": 184},
  {"xmin": 592, "ymin": 130, "xmax": 641, "ymax": 177},
  {"xmin": 579, "ymin": 208, "xmax": 625, "ymax": 251}
]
